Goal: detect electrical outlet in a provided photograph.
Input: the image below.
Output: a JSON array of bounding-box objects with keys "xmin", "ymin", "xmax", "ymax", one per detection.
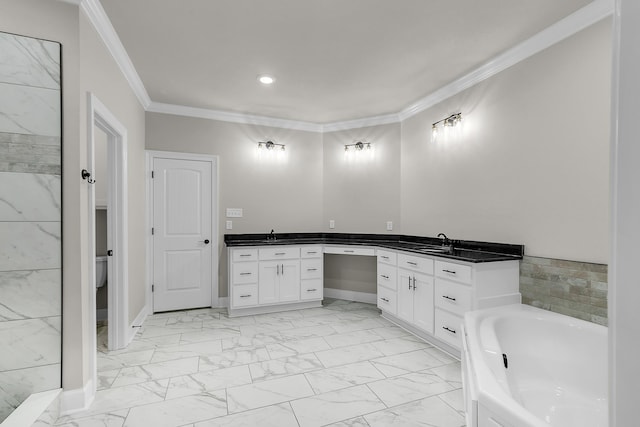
[
  {"xmin": 386, "ymin": 221, "xmax": 393, "ymax": 231},
  {"xmin": 329, "ymin": 220, "xmax": 335, "ymax": 229},
  {"xmin": 226, "ymin": 220, "xmax": 233, "ymax": 230},
  {"xmin": 226, "ymin": 208, "xmax": 243, "ymax": 218}
]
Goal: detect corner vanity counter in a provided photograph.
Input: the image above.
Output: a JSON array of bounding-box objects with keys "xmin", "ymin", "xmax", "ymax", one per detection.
[{"xmin": 225, "ymin": 232, "xmax": 523, "ymax": 356}]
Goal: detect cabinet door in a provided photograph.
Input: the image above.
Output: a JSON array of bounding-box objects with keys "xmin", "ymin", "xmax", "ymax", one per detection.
[
  {"xmin": 397, "ymin": 269, "xmax": 414, "ymax": 324},
  {"xmin": 279, "ymin": 260, "xmax": 300, "ymax": 302},
  {"xmin": 412, "ymin": 272, "xmax": 434, "ymax": 333},
  {"xmin": 258, "ymin": 261, "xmax": 279, "ymax": 304}
]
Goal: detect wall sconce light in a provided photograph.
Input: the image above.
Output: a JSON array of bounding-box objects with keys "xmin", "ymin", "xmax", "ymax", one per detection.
[
  {"xmin": 344, "ymin": 141, "xmax": 372, "ymax": 152},
  {"xmin": 431, "ymin": 112, "xmax": 462, "ymax": 141},
  {"xmin": 258, "ymin": 140, "xmax": 285, "ymax": 151}
]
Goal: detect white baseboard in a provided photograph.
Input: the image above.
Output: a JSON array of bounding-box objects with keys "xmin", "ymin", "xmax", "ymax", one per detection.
[
  {"xmin": 128, "ymin": 305, "xmax": 149, "ymax": 345},
  {"xmin": 96, "ymin": 308, "xmax": 107, "ymax": 321},
  {"xmin": 60, "ymin": 380, "xmax": 94, "ymax": 416},
  {"xmin": 217, "ymin": 297, "xmax": 229, "ymax": 308},
  {"xmin": 323, "ymin": 288, "xmax": 377, "ymax": 304}
]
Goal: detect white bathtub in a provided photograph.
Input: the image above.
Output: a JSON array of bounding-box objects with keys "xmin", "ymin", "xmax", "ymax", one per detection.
[{"xmin": 461, "ymin": 304, "xmax": 607, "ymax": 427}]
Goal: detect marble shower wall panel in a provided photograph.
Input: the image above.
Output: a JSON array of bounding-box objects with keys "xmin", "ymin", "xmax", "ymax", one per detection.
[
  {"xmin": 0, "ymin": 222, "xmax": 61, "ymax": 271},
  {"xmin": 0, "ymin": 270, "xmax": 61, "ymax": 320},
  {"xmin": 0, "ymin": 31, "xmax": 61, "ymax": 422},
  {"xmin": 0, "ymin": 33, "xmax": 60, "ymax": 89},
  {"xmin": 0, "ymin": 365, "xmax": 61, "ymax": 406},
  {"xmin": 0, "ymin": 172, "xmax": 60, "ymax": 221},
  {"xmin": 0, "ymin": 316, "xmax": 61, "ymax": 371},
  {"xmin": 0, "ymin": 83, "xmax": 61, "ymax": 136}
]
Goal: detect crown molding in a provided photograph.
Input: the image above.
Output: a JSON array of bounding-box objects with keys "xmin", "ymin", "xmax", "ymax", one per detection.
[
  {"xmin": 398, "ymin": 0, "xmax": 613, "ymax": 121},
  {"xmin": 147, "ymin": 102, "xmax": 323, "ymax": 132},
  {"xmin": 74, "ymin": 0, "xmax": 612, "ymax": 131},
  {"xmin": 80, "ymin": 0, "xmax": 151, "ymax": 109},
  {"xmin": 322, "ymin": 113, "xmax": 401, "ymax": 132}
]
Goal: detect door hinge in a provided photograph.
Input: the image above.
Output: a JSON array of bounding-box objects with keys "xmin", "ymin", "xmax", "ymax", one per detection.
[
  {"xmin": 151, "ymin": 227, "xmax": 154, "ymax": 235},
  {"xmin": 151, "ymin": 170, "xmax": 154, "ymax": 178},
  {"xmin": 152, "ymin": 284, "xmax": 154, "ymax": 292}
]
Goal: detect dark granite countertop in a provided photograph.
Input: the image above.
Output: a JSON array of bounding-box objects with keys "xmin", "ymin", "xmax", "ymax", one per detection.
[{"xmin": 224, "ymin": 232, "xmax": 523, "ymax": 263}]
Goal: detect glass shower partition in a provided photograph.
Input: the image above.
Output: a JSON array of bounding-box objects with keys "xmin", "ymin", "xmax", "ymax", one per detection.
[{"xmin": 0, "ymin": 31, "xmax": 62, "ymax": 422}]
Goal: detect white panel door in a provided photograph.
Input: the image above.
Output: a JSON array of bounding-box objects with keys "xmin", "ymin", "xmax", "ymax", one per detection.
[
  {"xmin": 153, "ymin": 158, "xmax": 212, "ymax": 312},
  {"xmin": 258, "ymin": 261, "xmax": 279, "ymax": 305},
  {"xmin": 279, "ymin": 260, "xmax": 301, "ymax": 302},
  {"xmin": 413, "ymin": 272, "xmax": 434, "ymax": 333},
  {"xmin": 397, "ymin": 269, "xmax": 414, "ymax": 324}
]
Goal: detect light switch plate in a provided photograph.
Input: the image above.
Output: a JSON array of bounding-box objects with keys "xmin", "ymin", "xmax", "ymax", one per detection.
[
  {"xmin": 329, "ymin": 220, "xmax": 335, "ymax": 229},
  {"xmin": 226, "ymin": 208, "xmax": 243, "ymax": 218},
  {"xmin": 386, "ymin": 221, "xmax": 393, "ymax": 231},
  {"xmin": 226, "ymin": 220, "xmax": 233, "ymax": 230}
]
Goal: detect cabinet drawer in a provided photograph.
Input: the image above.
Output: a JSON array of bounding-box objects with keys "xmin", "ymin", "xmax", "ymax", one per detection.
[
  {"xmin": 377, "ymin": 285, "xmax": 397, "ymax": 315},
  {"xmin": 301, "ymin": 279, "xmax": 323, "ymax": 300},
  {"xmin": 232, "ymin": 284, "xmax": 258, "ymax": 307},
  {"xmin": 377, "ymin": 263, "xmax": 397, "ymax": 290},
  {"xmin": 301, "ymin": 259, "xmax": 323, "ymax": 279},
  {"xmin": 324, "ymin": 246, "xmax": 375, "ymax": 256},
  {"xmin": 259, "ymin": 247, "xmax": 300, "ymax": 260},
  {"xmin": 232, "ymin": 262, "xmax": 258, "ymax": 285},
  {"xmin": 398, "ymin": 253, "xmax": 433, "ymax": 275},
  {"xmin": 377, "ymin": 249, "xmax": 397, "ymax": 266},
  {"xmin": 232, "ymin": 248, "xmax": 258, "ymax": 262},
  {"xmin": 435, "ymin": 260, "xmax": 472, "ymax": 284},
  {"xmin": 301, "ymin": 246, "xmax": 323, "ymax": 258},
  {"xmin": 435, "ymin": 308, "xmax": 463, "ymax": 349},
  {"xmin": 435, "ymin": 279, "xmax": 472, "ymax": 316}
]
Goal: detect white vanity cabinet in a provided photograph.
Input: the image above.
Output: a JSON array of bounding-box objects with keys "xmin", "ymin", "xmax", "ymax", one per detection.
[
  {"xmin": 376, "ymin": 249, "xmax": 398, "ymax": 315},
  {"xmin": 258, "ymin": 247, "xmax": 300, "ymax": 304},
  {"xmin": 397, "ymin": 253, "xmax": 434, "ymax": 333},
  {"xmin": 433, "ymin": 259, "xmax": 520, "ymax": 350},
  {"xmin": 228, "ymin": 245, "xmax": 323, "ymax": 316},
  {"xmin": 378, "ymin": 251, "xmax": 520, "ymax": 355},
  {"xmin": 300, "ymin": 246, "xmax": 323, "ymax": 301}
]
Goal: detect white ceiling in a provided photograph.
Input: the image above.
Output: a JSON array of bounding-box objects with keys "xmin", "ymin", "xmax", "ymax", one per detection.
[{"xmin": 100, "ymin": 0, "xmax": 594, "ymax": 124}]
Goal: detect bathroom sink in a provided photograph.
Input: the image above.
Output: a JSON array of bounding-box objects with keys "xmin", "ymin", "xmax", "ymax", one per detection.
[{"xmin": 415, "ymin": 246, "xmax": 452, "ymax": 254}]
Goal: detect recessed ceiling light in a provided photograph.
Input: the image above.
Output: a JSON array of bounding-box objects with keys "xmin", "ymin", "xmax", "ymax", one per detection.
[{"xmin": 258, "ymin": 74, "xmax": 275, "ymax": 85}]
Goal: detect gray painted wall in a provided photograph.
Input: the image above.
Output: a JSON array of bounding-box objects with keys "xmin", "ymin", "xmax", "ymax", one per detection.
[
  {"xmin": 401, "ymin": 18, "xmax": 611, "ymax": 264},
  {"xmin": 146, "ymin": 18, "xmax": 611, "ymax": 299},
  {"xmin": 145, "ymin": 116, "xmax": 324, "ymax": 297}
]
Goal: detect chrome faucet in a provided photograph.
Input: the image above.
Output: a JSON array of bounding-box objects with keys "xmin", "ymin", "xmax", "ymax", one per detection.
[
  {"xmin": 437, "ymin": 233, "xmax": 453, "ymax": 251},
  {"xmin": 268, "ymin": 229, "xmax": 277, "ymax": 241}
]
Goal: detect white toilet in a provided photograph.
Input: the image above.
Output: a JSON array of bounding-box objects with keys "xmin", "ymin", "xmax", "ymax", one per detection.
[{"xmin": 96, "ymin": 256, "xmax": 108, "ymax": 289}]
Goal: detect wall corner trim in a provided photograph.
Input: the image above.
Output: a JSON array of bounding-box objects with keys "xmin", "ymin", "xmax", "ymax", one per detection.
[
  {"xmin": 79, "ymin": 0, "xmax": 152, "ymax": 109},
  {"xmin": 60, "ymin": 380, "xmax": 95, "ymax": 416}
]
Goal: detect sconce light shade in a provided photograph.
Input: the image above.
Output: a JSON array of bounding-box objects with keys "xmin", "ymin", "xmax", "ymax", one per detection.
[
  {"xmin": 258, "ymin": 140, "xmax": 285, "ymax": 151},
  {"xmin": 344, "ymin": 141, "xmax": 372, "ymax": 152},
  {"xmin": 431, "ymin": 113, "xmax": 462, "ymax": 142}
]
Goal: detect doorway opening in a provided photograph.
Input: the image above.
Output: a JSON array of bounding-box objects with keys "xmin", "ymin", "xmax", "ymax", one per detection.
[{"xmin": 87, "ymin": 93, "xmax": 129, "ymax": 394}]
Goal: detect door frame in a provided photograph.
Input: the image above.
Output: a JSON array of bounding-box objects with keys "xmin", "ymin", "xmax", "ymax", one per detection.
[
  {"xmin": 87, "ymin": 93, "xmax": 129, "ymax": 392},
  {"xmin": 145, "ymin": 150, "xmax": 220, "ymax": 313}
]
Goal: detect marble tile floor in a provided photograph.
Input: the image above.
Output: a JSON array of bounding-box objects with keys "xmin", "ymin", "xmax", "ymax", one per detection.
[{"xmin": 56, "ymin": 299, "xmax": 465, "ymax": 426}]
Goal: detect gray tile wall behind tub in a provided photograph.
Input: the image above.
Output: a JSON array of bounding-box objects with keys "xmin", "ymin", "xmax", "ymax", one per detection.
[{"xmin": 520, "ymin": 256, "xmax": 608, "ymax": 325}]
